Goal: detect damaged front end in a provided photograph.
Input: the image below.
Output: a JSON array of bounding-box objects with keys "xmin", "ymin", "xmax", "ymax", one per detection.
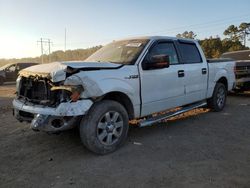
[{"xmin": 13, "ymin": 71, "xmax": 92, "ymax": 133}]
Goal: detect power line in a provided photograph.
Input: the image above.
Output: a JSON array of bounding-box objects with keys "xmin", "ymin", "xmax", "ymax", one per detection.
[
  {"xmin": 50, "ymin": 14, "xmax": 250, "ymax": 49},
  {"xmin": 37, "ymin": 38, "xmax": 53, "ymax": 63},
  {"xmin": 130, "ymin": 14, "xmax": 250, "ymax": 37}
]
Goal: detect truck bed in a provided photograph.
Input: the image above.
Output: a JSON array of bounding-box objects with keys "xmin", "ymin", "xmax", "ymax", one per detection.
[{"xmin": 207, "ymin": 58, "xmax": 233, "ymax": 63}]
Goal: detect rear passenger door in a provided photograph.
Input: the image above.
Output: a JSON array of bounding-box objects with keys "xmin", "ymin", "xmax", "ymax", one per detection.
[{"xmin": 177, "ymin": 40, "xmax": 208, "ymax": 104}]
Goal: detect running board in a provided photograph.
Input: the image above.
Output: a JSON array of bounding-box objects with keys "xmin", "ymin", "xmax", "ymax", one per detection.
[{"xmin": 139, "ymin": 101, "xmax": 207, "ymax": 127}]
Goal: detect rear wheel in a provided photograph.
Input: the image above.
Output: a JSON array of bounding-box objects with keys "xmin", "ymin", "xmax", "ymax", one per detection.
[
  {"xmin": 207, "ymin": 83, "xmax": 227, "ymax": 112},
  {"xmin": 80, "ymin": 100, "xmax": 129, "ymax": 155}
]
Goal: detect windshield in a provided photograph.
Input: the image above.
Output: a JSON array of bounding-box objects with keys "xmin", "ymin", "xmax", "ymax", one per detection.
[{"xmin": 85, "ymin": 39, "xmax": 149, "ymax": 65}]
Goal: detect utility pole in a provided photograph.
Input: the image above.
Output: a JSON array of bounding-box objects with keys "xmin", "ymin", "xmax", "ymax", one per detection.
[
  {"xmin": 64, "ymin": 28, "xmax": 67, "ymax": 52},
  {"xmin": 39, "ymin": 38, "xmax": 44, "ymax": 64},
  {"xmin": 48, "ymin": 39, "xmax": 51, "ymax": 63},
  {"xmin": 37, "ymin": 38, "xmax": 53, "ymax": 63}
]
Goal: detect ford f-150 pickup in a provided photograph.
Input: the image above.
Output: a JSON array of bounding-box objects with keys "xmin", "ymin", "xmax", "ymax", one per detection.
[{"xmin": 13, "ymin": 36, "xmax": 236, "ymax": 154}]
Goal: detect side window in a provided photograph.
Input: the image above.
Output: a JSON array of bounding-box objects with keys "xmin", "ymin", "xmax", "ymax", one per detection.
[
  {"xmin": 148, "ymin": 42, "xmax": 179, "ymax": 65},
  {"xmin": 7, "ymin": 64, "xmax": 16, "ymax": 72},
  {"xmin": 178, "ymin": 42, "xmax": 202, "ymax": 63}
]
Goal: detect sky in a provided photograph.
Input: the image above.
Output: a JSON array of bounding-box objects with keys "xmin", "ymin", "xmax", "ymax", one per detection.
[{"xmin": 0, "ymin": 0, "xmax": 250, "ymax": 59}]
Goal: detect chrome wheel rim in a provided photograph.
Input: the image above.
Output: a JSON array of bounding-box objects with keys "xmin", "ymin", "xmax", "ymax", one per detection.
[
  {"xmin": 217, "ymin": 87, "xmax": 225, "ymax": 108},
  {"xmin": 97, "ymin": 111, "xmax": 124, "ymax": 146}
]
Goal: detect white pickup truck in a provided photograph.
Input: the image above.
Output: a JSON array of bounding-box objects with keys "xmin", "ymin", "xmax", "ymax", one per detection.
[{"xmin": 13, "ymin": 36, "xmax": 235, "ymax": 154}]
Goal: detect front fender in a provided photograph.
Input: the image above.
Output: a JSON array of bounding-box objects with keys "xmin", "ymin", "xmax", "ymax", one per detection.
[
  {"xmin": 74, "ymin": 67, "xmax": 140, "ymax": 104},
  {"xmin": 81, "ymin": 77, "xmax": 137, "ymax": 104},
  {"xmin": 97, "ymin": 78, "xmax": 135, "ymax": 96}
]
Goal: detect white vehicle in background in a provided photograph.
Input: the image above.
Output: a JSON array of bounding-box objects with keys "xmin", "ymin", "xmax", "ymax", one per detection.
[{"xmin": 13, "ymin": 36, "xmax": 235, "ymax": 154}]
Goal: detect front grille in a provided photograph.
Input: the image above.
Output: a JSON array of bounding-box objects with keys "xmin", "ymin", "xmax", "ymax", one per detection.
[
  {"xmin": 19, "ymin": 77, "xmax": 50, "ymax": 100},
  {"xmin": 236, "ymin": 65, "xmax": 250, "ymax": 71},
  {"xmin": 18, "ymin": 77, "xmax": 58, "ymax": 106},
  {"xmin": 235, "ymin": 65, "xmax": 250, "ymax": 79},
  {"xmin": 18, "ymin": 77, "xmax": 71, "ymax": 107}
]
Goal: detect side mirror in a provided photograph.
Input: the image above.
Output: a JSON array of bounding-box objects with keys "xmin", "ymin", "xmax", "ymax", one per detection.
[{"xmin": 143, "ymin": 55, "xmax": 170, "ymax": 70}]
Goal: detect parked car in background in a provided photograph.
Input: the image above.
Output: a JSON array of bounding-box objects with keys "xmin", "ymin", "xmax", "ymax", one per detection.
[
  {"xmin": 221, "ymin": 50, "xmax": 250, "ymax": 60},
  {"xmin": 0, "ymin": 62, "xmax": 38, "ymax": 85},
  {"xmin": 221, "ymin": 50, "xmax": 250, "ymax": 92}
]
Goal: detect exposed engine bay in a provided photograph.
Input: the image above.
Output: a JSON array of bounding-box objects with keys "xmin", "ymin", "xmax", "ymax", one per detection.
[{"xmin": 17, "ymin": 76, "xmax": 82, "ymax": 107}]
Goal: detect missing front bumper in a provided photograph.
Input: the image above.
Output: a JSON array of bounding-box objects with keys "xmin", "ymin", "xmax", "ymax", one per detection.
[
  {"xmin": 31, "ymin": 114, "xmax": 82, "ymax": 132},
  {"xmin": 13, "ymin": 99, "xmax": 93, "ymax": 116},
  {"xmin": 13, "ymin": 99, "xmax": 93, "ymax": 132}
]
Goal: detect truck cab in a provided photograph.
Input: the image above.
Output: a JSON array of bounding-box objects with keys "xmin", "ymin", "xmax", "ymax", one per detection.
[{"xmin": 139, "ymin": 38, "xmax": 209, "ymax": 116}]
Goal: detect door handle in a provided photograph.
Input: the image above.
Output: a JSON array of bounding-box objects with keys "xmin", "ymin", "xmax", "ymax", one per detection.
[
  {"xmin": 178, "ymin": 70, "xmax": 185, "ymax": 77},
  {"xmin": 202, "ymin": 68, "xmax": 207, "ymax": 74}
]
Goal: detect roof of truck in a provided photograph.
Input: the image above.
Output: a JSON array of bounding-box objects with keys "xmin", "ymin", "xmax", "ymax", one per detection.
[{"xmin": 119, "ymin": 36, "xmax": 196, "ymax": 42}]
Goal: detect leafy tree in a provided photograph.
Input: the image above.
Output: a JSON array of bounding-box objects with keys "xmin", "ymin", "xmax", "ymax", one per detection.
[
  {"xmin": 199, "ymin": 37, "xmax": 223, "ymax": 58},
  {"xmin": 199, "ymin": 36, "xmax": 248, "ymax": 58},
  {"xmin": 176, "ymin": 31, "xmax": 197, "ymax": 39},
  {"xmin": 223, "ymin": 23, "xmax": 250, "ymax": 46},
  {"xmin": 221, "ymin": 39, "xmax": 247, "ymax": 52},
  {"xmin": 223, "ymin": 25, "xmax": 240, "ymax": 42},
  {"xmin": 239, "ymin": 22, "xmax": 250, "ymax": 46}
]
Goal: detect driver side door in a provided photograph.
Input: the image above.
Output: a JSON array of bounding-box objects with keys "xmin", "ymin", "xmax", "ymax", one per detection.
[
  {"xmin": 5, "ymin": 64, "xmax": 17, "ymax": 81},
  {"xmin": 140, "ymin": 40, "xmax": 185, "ymax": 116}
]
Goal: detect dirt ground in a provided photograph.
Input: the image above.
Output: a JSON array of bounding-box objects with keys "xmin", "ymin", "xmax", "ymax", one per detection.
[{"xmin": 0, "ymin": 83, "xmax": 250, "ymax": 188}]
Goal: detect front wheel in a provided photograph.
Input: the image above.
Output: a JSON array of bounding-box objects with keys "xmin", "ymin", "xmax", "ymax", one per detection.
[
  {"xmin": 207, "ymin": 83, "xmax": 227, "ymax": 112},
  {"xmin": 80, "ymin": 100, "xmax": 129, "ymax": 155}
]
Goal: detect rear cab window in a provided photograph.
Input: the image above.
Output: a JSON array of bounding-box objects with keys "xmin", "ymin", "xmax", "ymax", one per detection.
[{"xmin": 177, "ymin": 40, "xmax": 202, "ymax": 63}]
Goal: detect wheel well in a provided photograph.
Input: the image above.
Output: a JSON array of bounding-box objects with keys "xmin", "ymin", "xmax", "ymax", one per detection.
[
  {"xmin": 217, "ymin": 77, "xmax": 228, "ymax": 90},
  {"xmin": 101, "ymin": 92, "xmax": 134, "ymax": 120}
]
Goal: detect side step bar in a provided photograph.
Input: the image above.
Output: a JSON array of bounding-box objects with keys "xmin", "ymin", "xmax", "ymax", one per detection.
[{"xmin": 139, "ymin": 101, "xmax": 207, "ymax": 127}]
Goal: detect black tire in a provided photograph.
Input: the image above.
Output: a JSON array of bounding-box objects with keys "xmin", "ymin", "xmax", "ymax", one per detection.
[
  {"xmin": 207, "ymin": 82, "xmax": 227, "ymax": 112},
  {"xmin": 80, "ymin": 100, "xmax": 129, "ymax": 155},
  {"xmin": 0, "ymin": 77, "xmax": 4, "ymax": 85}
]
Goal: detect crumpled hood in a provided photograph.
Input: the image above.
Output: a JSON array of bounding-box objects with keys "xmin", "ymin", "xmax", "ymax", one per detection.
[{"xmin": 19, "ymin": 61, "xmax": 121, "ymax": 82}]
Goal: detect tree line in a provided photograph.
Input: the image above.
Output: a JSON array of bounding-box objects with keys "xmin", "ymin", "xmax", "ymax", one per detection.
[
  {"xmin": 176, "ymin": 22, "xmax": 250, "ymax": 58},
  {"xmin": 0, "ymin": 46, "xmax": 102, "ymax": 66},
  {"xmin": 0, "ymin": 22, "xmax": 249, "ymax": 67}
]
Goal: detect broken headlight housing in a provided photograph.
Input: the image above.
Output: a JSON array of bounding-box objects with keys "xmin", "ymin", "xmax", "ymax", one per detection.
[{"xmin": 51, "ymin": 85, "xmax": 84, "ymax": 102}]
